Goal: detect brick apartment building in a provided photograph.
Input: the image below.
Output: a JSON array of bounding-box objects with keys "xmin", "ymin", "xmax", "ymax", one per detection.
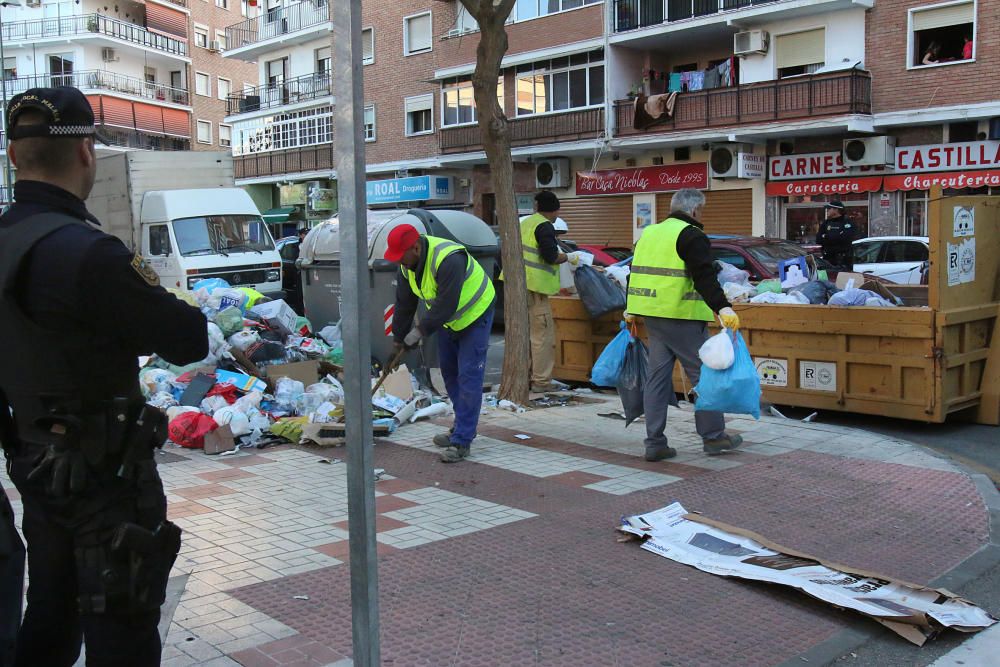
[
  {"xmin": 0, "ymin": 0, "xmax": 257, "ymax": 201},
  {"xmin": 219, "ymin": 0, "xmax": 998, "ymax": 247}
]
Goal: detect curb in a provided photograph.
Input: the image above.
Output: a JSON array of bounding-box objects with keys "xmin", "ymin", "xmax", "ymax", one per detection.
[{"xmin": 776, "ymin": 469, "xmax": 1000, "ymax": 667}]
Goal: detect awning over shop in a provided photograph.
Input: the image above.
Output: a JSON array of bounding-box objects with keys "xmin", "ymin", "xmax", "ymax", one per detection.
[
  {"xmin": 263, "ymin": 207, "xmax": 296, "ymax": 223},
  {"xmin": 765, "ymin": 176, "xmax": 883, "ymax": 197},
  {"xmin": 883, "ymin": 169, "xmax": 1000, "ymax": 192}
]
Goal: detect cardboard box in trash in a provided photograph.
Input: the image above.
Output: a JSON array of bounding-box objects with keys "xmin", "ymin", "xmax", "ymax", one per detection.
[{"xmin": 250, "ymin": 299, "xmax": 298, "ymax": 336}]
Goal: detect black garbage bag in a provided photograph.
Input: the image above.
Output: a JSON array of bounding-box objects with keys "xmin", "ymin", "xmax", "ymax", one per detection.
[
  {"xmin": 574, "ymin": 264, "xmax": 627, "ymax": 318},
  {"xmin": 617, "ymin": 333, "xmax": 648, "ymax": 427}
]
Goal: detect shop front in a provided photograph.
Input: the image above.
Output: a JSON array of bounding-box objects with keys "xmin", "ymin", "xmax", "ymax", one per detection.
[
  {"xmin": 767, "ymin": 140, "xmax": 1000, "ymax": 243},
  {"xmin": 560, "ymin": 162, "xmax": 754, "ymax": 246},
  {"xmin": 365, "ymin": 173, "xmax": 471, "ymax": 212}
]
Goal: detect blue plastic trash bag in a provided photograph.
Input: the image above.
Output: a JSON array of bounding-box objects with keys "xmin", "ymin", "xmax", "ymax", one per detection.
[
  {"xmin": 574, "ymin": 264, "xmax": 626, "ymax": 318},
  {"xmin": 617, "ymin": 330, "xmax": 648, "ymax": 427},
  {"xmin": 591, "ymin": 321, "xmax": 631, "ymax": 388},
  {"xmin": 694, "ymin": 332, "xmax": 761, "ymax": 419},
  {"xmin": 192, "ymin": 277, "xmax": 231, "ymax": 294}
]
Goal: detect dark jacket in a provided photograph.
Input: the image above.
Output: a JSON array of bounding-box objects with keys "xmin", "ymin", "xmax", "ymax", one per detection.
[
  {"xmin": 672, "ymin": 211, "xmax": 731, "ymax": 313},
  {"xmin": 817, "ymin": 214, "xmax": 858, "ymax": 251}
]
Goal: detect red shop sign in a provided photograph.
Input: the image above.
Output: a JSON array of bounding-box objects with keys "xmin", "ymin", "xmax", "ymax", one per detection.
[
  {"xmin": 883, "ymin": 169, "xmax": 1000, "ymax": 192},
  {"xmin": 765, "ymin": 176, "xmax": 883, "ymax": 197},
  {"xmin": 576, "ymin": 163, "xmax": 708, "ymax": 196}
]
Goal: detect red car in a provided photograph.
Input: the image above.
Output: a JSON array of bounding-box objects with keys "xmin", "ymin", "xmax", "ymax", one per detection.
[
  {"xmin": 709, "ymin": 238, "xmax": 836, "ymax": 281},
  {"xmin": 572, "ymin": 244, "xmax": 634, "ymax": 267}
]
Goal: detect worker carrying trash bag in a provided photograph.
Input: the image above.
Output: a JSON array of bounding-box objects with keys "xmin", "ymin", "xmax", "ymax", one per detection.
[
  {"xmin": 385, "ymin": 224, "xmax": 496, "ymax": 464},
  {"xmin": 625, "ymin": 188, "xmax": 744, "ymax": 462}
]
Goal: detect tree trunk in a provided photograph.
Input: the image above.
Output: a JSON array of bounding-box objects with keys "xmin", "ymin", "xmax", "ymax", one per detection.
[{"xmin": 462, "ymin": 0, "xmax": 529, "ymax": 405}]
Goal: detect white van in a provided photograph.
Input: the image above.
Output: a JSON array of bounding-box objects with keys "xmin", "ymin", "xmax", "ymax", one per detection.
[{"xmin": 89, "ymin": 152, "xmax": 283, "ymax": 295}]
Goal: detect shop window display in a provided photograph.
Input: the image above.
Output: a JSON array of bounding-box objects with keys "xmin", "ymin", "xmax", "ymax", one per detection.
[{"xmin": 782, "ymin": 193, "xmax": 869, "ymax": 244}]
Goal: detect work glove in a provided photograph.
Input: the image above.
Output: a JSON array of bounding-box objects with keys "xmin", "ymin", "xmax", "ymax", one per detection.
[
  {"xmin": 566, "ymin": 252, "xmax": 581, "ymax": 266},
  {"xmin": 719, "ymin": 307, "xmax": 740, "ymax": 332},
  {"xmin": 403, "ymin": 327, "xmax": 423, "ymax": 349},
  {"xmin": 28, "ymin": 442, "xmax": 89, "ymax": 497},
  {"xmin": 623, "ymin": 311, "xmax": 636, "ymax": 324}
]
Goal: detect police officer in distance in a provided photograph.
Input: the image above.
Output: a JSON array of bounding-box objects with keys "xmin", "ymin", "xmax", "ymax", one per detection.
[
  {"xmin": 817, "ymin": 200, "xmax": 858, "ymax": 270},
  {"xmin": 0, "ymin": 87, "xmax": 208, "ymax": 666}
]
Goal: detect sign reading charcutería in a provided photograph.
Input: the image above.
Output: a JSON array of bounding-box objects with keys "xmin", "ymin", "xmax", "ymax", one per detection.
[{"xmin": 366, "ymin": 176, "xmax": 454, "ymax": 204}]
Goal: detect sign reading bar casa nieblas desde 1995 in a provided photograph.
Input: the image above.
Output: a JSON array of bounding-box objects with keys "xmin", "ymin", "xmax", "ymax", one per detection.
[{"xmin": 576, "ymin": 163, "xmax": 708, "ymax": 196}]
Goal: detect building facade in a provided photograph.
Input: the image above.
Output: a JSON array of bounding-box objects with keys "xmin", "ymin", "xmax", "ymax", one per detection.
[
  {"xmin": 0, "ymin": 0, "xmax": 258, "ymax": 202},
  {"xmin": 216, "ymin": 0, "xmax": 999, "ymax": 247}
]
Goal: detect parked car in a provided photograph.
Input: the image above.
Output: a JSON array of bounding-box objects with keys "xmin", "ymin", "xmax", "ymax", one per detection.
[
  {"xmin": 275, "ymin": 236, "xmax": 304, "ymax": 312},
  {"xmin": 707, "ymin": 238, "xmax": 837, "ymax": 281},
  {"xmin": 573, "ymin": 244, "xmax": 634, "ymax": 267},
  {"xmin": 852, "ymin": 236, "xmax": 929, "ymax": 285}
]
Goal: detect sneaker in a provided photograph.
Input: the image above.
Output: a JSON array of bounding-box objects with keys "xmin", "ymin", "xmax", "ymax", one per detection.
[
  {"xmin": 433, "ymin": 433, "xmax": 452, "ymax": 448},
  {"xmin": 440, "ymin": 446, "xmax": 470, "ymax": 463},
  {"xmin": 703, "ymin": 434, "xmax": 743, "ymax": 456},
  {"xmin": 644, "ymin": 445, "xmax": 677, "ymax": 462}
]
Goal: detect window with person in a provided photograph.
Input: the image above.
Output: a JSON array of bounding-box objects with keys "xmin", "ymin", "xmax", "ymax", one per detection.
[
  {"xmin": 148, "ymin": 225, "xmax": 171, "ymax": 256},
  {"xmin": 911, "ymin": 1, "xmax": 974, "ymax": 66}
]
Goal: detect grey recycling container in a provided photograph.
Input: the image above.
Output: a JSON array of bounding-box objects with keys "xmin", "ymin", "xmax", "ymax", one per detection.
[{"xmin": 299, "ymin": 209, "xmax": 499, "ymax": 374}]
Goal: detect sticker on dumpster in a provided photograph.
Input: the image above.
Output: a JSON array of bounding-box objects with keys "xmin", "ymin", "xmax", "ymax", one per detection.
[
  {"xmin": 799, "ymin": 361, "xmax": 836, "ymax": 392},
  {"xmin": 953, "ymin": 206, "xmax": 975, "ymax": 237},
  {"xmin": 754, "ymin": 358, "xmax": 788, "ymax": 387},
  {"xmin": 947, "ymin": 238, "xmax": 976, "ymax": 287}
]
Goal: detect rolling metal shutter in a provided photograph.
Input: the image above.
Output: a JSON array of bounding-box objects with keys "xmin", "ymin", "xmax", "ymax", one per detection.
[
  {"xmin": 655, "ymin": 189, "xmax": 752, "ymax": 236},
  {"xmin": 775, "ymin": 28, "xmax": 826, "ymax": 69},
  {"xmin": 554, "ymin": 195, "xmax": 634, "ymax": 247},
  {"xmin": 98, "ymin": 96, "xmax": 135, "ymax": 129},
  {"xmin": 912, "ymin": 2, "xmax": 973, "ymax": 31},
  {"xmin": 146, "ymin": 3, "xmax": 188, "ymax": 40},
  {"xmin": 133, "ymin": 103, "xmax": 165, "ymax": 135},
  {"xmin": 162, "ymin": 108, "xmax": 192, "ymax": 137}
]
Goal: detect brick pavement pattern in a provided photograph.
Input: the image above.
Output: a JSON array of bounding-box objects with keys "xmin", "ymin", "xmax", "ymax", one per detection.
[{"xmin": 1, "ymin": 396, "xmax": 991, "ymax": 666}]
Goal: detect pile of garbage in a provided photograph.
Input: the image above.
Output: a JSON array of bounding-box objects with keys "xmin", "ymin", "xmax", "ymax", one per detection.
[
  {"xmin": 142, "ymin": 278, "xmax": 449, "ymax": 453},
  {"xmin": 717, "ymin": 261, "xmax": 902, "ymax": 308}
]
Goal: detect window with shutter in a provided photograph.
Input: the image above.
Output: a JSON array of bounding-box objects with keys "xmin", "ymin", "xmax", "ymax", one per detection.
[
  {"xmin": 362, "ymin": 28, "xmax": 374, "ymax": 65},
  {"xmin": 404, "ymin": 12, "xmax": 432, "ymax": 55},
  {"xmin": 910, "ymin": 1, "xmax": 975, "ymax": 66},
  {"xmin": 775, "ymin": 29, "xmax": 825, "ymax": 78}
]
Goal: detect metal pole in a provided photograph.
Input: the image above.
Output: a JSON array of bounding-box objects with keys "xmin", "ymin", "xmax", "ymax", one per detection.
[
  {"xmin": 331, "ymin": 1, "xmax": 380, "ymax": 665},
  {"xmin": 0, "ymin": 3, "xmax": 14, "ymax": 202}
]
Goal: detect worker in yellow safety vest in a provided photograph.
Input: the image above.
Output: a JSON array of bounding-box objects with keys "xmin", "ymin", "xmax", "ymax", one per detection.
[
  {"xmin": 625, "ymin": 188, "xmax": 743, "ymax": 461},
  {"xmin": 517, "ymin": 191, "xmax": 581, "ymax": 392},
  {"xmin": 385, "ymin": 224, "xmax": 496, "ymax": 463}
]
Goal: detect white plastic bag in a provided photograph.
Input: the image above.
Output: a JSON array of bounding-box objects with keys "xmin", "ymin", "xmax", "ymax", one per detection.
[
  {"xmin": 228, "ymin": 330, "xmax": 261, "ymax": 352},
  {"xmin": 716, "ymin": 261, "xmax": 750, "ymax": 286},
  {"xmin": 699, "ymin": 331, "xmax": 735, "ymax": 370},
  {"xmin": 605, "ymin": 264, "xmax": 631, "ymax": 291},
  {"xmin": 233, "ymin": 391, "xmax": 263, "ymax": 415},
  {"xmin": 722, "ymin": 281, "xmax": 755, "ymax": 303},
  {"xmin": 306, "ymin": 382, "xmax": 344, "ymax": 406},
  {"xmin": 213, "ymin": 406, "xmax": 251, "ymax": 437},
  {"xmin": 274, "ymin": 378, "xmax": 305, "ymax": 412},
  {"xmin": 318, "ymin": 324, "xmax": 342, "ymax": 346},
  {"xmin": 139, "ymin": 369, "xmax": 177, "ymax": 398}
]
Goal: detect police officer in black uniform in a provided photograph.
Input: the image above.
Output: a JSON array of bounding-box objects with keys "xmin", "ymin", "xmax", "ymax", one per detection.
[
  {"xmin": 1, "ymin": 462, "xmax": 23, "ymax": 667},
  {"xmin": 816, "ymin": 200, "xmax": 858, "ymax": 270},
  {"xmin": 0, "ymin": 87, "xmax": 209, "ymax": 666}
]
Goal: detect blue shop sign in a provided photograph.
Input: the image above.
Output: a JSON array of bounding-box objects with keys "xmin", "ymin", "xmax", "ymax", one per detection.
[{"xmin": 366, "ymin": 176, "xmax": 454, "ymax": 204}]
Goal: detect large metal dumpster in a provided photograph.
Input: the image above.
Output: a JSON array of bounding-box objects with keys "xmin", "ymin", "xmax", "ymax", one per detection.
[
  {"xmin": 299, "ymin": 208, "xmax": 499, "ymax": 370},
  {"xmin": 551, "ymin": 193, "xmax": 1000, "ymax": 425}
]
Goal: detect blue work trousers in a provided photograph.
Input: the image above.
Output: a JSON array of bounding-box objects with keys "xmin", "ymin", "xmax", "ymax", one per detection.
[{"xmin": 437, "ymin": 305, "xmax": 494, "ymax": 448}]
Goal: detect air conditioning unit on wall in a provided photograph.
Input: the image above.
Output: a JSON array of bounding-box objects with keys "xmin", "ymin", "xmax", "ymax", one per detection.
[
  {"xmin": 535, "ymin": 158, "xmax": 570, "ymax": 189},
  {"xmin": 709, "ymin": 144, "xmax": 752, "ymax": 179},
  {"xmin": 734, "ymin": 30, "xmax": 769, "ymax": 56},
  {"xmin": 843, "ymin": 136, "xmax": 896, "ymax": 167},
  {"xmin": 102, "ymin": 48, "xmax": 119, "ymax": 63}
]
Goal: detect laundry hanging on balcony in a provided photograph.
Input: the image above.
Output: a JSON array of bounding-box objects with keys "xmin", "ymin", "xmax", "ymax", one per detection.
[{"xmin": 632, "ymin": 92, "xmax": 677, "ymax": 131}]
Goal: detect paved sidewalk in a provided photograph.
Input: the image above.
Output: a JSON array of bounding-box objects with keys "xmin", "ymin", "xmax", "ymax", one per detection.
[{"xmin": 2, "ymin": 395, "xmax": 996, "ymax": 666}]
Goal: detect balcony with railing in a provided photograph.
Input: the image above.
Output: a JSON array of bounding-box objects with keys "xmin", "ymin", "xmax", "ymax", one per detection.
[
  {"xmin": 439, "ymin": 107, "xmax": 605, "ymax": 154},
  {"xmin": 234, "ymin": 144, "xmax": 334, "ymax": 180},
  {"xmin": 0, "ymin": 14, "xmax": 188, "ymax": 57},
  {"xmin": 154, "ymin": 0, "xmax": 188, "ymax": 7},
  {"xmin": 613, "ymin": 69, "xmax": 871, "ymax": 136},
  {"xmin": 226, "ymin": 72, "xmax": 332, "ymax": 116},
  {"xmin": 3, "ymin": 70, "xmax": 190, "ymax": 106},
  {"xmin": 225, "ymin": 1, "xmax": 331, "ymax": 57},
  {"xmin": 613, "ymin": 0, "xmax": 849, "ymax": 33},
  {"xmin": 99, "ymin": 125, "xmax": 191, "ymax": 151}
]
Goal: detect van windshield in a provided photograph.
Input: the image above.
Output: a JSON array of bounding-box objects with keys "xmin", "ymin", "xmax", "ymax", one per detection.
[{"xmin": 173, "ymin": 215, "xmax": 275, "ymax": 257}]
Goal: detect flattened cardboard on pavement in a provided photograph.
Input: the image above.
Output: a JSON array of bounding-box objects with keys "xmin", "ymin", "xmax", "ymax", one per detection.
[{"xmin": 619, "ymin": 503, "xmax": 997, "ymax": 645}]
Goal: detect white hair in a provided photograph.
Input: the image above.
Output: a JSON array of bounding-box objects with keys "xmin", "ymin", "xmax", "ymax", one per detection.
[{"xmin": 670, "ymin": 188, "xmax": 706, "ymax": 216}]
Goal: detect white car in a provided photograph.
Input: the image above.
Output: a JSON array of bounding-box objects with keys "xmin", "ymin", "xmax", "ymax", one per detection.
[{"xmin": 852, "ymin": 236, "xmax": 929, "ymax": 284}]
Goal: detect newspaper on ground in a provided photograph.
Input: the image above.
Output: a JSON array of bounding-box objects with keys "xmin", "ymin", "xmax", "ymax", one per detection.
[{"xmin": 619, "ymin": 502, "xmax": 997, "ymax": 645}]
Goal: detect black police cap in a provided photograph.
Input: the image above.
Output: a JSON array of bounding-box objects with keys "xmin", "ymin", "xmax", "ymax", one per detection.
[{"xmin": 5, "ymin": 86, "xmax": 108, "ymax": 143}]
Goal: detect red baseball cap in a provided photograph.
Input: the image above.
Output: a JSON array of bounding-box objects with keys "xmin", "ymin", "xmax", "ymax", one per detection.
[{"xmin": 384, "ymin": 223, "xmax": 420, "ymax": 262}]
